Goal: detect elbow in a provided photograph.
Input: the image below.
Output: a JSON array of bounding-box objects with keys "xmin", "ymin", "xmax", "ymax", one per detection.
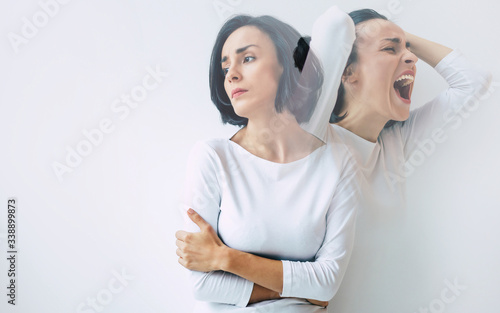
[
  {"xmin": 314, "ymin": 6, "xmax": 355, "ymax": 37},
  {"xmin": 310, "ymin": 263, "xmax": 345, "ymax": 301},
  {"xmin": 316, "ymin": 260, "xmax": 349, "ymax": 301},
  {"xmin": 189, "ymin": 270, "xmax": 252, "ymax": 307},
  {"xmin": 315, "ymin": 282, "xmax": 340, "ymax": 302},
  {"xmin": 189, "ymin": 271, "xmax": 213, "ymax": 302},
  {"xmin": 191, "ymin": 283, "xmax": 208, "ymax": 302}
]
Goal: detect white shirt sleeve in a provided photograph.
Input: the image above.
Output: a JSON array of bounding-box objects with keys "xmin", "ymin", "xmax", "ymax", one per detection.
[
  {"xmin": 301, "ymin": 6, "xmax": 356, "ymax": 142},
  {"xmin": 400, "ymin": 50, "xmax": 492, "ymax": 160},
  {"xmin": 280, "ymin": 159, "xmax": 359, "ymax": 301},
  {"xmin": 181, "ymin": 141, "xmax": 254, "ymax": 308}
]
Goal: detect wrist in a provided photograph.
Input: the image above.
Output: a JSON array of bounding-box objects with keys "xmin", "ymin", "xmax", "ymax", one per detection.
[{"xmin": 217, "ymin": 245, "xmax": 234, "ymax": 272}]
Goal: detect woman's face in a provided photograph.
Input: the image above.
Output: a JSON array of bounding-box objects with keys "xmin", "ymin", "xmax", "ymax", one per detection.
[
  {"xmin": 347, "ymin": 19, "xmax": 418, "ymax": 122},
  {"xmin": 221, "ymin": 26, "xmax": 283, "ymax": 120}
]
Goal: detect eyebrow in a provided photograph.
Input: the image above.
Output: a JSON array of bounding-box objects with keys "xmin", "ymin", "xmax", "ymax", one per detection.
[
  {"xmin": 221, "ymin": 44, "xmax": 258, "ymax": 63},
  {"xmin": 383, "ymin": 38, "xmax": 411, "ymax": 48}
]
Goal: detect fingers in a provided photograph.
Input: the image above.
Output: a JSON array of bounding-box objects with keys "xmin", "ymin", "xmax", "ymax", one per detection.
[
  {"xmin": 176, "ymin": 248, "xmax": 183, "ymax": 258},
  {"xmin": 178, "ymin": 256, "xmax": 187, "ymax": 268},
  {"xmin": 175, "ymin": 230, "xmax": 189, "ymax": 241},
  {"xmin": 176, "ymin": 239, "xmax": 186, "ymax": 249},
  {"xmin": 187, "ymin": 208, "xmax": 210, "ymax": 230}
]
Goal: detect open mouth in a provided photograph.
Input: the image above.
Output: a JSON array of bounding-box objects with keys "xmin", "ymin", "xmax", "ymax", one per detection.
[{"xmin": 393, "ymin": 74, "xmax": 414, "ymax": 103}]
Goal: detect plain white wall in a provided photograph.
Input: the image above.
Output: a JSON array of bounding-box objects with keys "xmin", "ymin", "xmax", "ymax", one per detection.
[{"xmin": 0, "ymin": 0, "xmax": 499, "ymax": 312}]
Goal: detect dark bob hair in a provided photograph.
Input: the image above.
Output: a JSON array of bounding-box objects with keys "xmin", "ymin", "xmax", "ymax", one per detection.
[
  {"xmin": 209, "ymin": 15, "xmax": 323, "ymax": 127},
  {"xmin": 330, "ymin": 9, "xmax": 398, "ymax": 128}
]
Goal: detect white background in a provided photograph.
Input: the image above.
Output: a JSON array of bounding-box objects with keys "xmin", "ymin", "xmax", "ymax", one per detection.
[{"xmin": 1, "ymin": 0, "xmax": 499, "ymax": 312}]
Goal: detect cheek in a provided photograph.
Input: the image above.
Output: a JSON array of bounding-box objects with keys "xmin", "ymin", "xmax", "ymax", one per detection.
[
  {"xmin": 366, "ymin": 57, "xmax": 396, "ymax": 80},
  {"xmin": 256, "ymin": 67, "xmax": 281, "ymax": 94},
  {"xmin": 373, "ymin": 64, "xmax": 391, "ymax": 83}
]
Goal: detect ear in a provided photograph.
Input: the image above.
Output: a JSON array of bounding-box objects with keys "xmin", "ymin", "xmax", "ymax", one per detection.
[{"xmin": 342, "ymin": 64, "xmax": 358, "ymax": 84}]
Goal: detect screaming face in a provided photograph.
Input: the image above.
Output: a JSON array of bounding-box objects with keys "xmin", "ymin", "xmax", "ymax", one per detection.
[{"xmin": 346, "ymin": 19, "xmax": 418, "ymax": 122}]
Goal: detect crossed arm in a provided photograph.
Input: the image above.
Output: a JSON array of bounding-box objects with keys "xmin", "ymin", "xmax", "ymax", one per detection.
[
  {"xmin": 176, "ymin": 139, "xmax": 359, "ymax": 308},
  {"xmin": 175, "ymin": 209, "xmax": 327, "ymax": 307}
]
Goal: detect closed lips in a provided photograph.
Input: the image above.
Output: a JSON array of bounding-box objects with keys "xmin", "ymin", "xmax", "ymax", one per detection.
[{"xmin": 232, "ymin": 88, "xmax": 248, "ymax": 98}]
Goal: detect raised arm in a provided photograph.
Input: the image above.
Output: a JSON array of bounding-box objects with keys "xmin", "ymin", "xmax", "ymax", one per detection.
[
  {"xmin": 400, "ymin": 33, "xmax": 492, "ymax": 159},
  {"xmin": 404, "ymin": 32, "xmax": 452, "ymax": 67},
  {"xmin": 301, "ymin": 6, "xmax": 356, "ymax": 142}
]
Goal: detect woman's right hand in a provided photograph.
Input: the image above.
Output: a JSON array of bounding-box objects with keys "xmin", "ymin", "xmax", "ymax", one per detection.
[{"xmin": 306, "ymin": 298, "xmax": 329, "ymax": 307}]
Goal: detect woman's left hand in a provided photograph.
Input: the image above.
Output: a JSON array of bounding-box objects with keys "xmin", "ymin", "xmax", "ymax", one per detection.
[{"xmin": 175, "ymin": 208, "xmax": 227, "ymax": 272}]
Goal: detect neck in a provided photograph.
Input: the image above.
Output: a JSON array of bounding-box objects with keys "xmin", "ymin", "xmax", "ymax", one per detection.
[
  {"xmin": 233, "ymin": 110, "xmax": 321, "ymax": 163},
  {"xmin": 336, "ymin": 98, "xmax": 388, "ymax": 143}
]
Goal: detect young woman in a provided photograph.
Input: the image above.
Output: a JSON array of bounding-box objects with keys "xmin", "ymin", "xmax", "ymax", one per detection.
[
  {"xmin": 301, "ymin": 9, "xmax": 492, "ymax": 312},
  {"xmin": 175, "ymin": 7, "xmax": 358, "ymax": 312}
]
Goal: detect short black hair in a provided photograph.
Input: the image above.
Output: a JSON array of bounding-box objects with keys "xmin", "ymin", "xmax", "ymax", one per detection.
[
  {"xmin": 331, "ymin": 9, "xmax": 398, "ymax": 128},
  {"xmin": 209, "ymin": 15, "xmax": 323, "ymax": 127}
]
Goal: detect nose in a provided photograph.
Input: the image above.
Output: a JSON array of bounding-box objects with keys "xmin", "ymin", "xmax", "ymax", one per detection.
[
  {"xmin": 403, "ymin": 49, "xmax": 418, "ymax": 65},
  {"xmin": 226, "ymin": 65, "xmax": 241, "ymax": 83}
]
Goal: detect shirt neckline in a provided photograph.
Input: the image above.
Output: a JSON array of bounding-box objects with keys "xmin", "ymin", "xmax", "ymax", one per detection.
[
  {"xmin": 331, "ymin": 124, "xmax": 379, "ymax": 166},
  {"xmin": 227, "ymin": 139, "xmax": 327, "ymax": 166}
]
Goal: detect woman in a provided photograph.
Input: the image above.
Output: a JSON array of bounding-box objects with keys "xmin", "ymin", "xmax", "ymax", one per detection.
[
  {"xmin": 302, "ymin": 9, "xmax": 492, "ymax": 312},
  {"xmin": 305, "ymin": 8, "xmax": 492, "ymax": 213},
  {"xmin": 175, "ymin": 7, "xmax": 358, "ymax": 312}
]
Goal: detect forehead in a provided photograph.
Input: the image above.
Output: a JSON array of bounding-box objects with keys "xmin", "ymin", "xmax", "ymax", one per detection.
[
  {"xmin": 221, "ymin": 25, "xmax": 272, "ymax": 56},
  {"xmin": 356, "ymin": 19, "xmax": 405, "ymax": 46}
]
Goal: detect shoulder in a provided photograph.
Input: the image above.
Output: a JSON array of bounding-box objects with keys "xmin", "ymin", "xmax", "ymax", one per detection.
[
  {"xmin": 190, "ymin": 138, "xmax": 228, "ymax": 154},
  {"xmin": 324, "ymin": 126, "xmax": 359, "ymax": 174},
  {"xmin": 187, "ymin": 139, "xmax": 230, "ymax": 169}
]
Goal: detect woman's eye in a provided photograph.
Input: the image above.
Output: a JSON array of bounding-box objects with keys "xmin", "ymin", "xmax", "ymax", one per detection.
[
  {"xmin": 383, "ymin": 47, "xmax": 396, "ymax": 52},
  {"xmin": 222, "ymin": 67, "xmax": 229, "ymax": 76},
  {"xmin": 243, "ymin": 56, "xmax": 255, "ymax": 63}
]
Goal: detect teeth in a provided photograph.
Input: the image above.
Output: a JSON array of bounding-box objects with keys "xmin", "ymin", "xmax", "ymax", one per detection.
[{"xmin": 395, "ymin": 74, "xmax": 414, "ymax": 87}]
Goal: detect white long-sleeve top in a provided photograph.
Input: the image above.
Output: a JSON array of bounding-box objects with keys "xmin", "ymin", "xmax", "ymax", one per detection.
[
  {"xmin": 180, "ymin": 7, "xmax": 357, "ymax": 312},
  {"xmin": 303, "ymin": 29, "xmax": 492, "ymax": 312}
]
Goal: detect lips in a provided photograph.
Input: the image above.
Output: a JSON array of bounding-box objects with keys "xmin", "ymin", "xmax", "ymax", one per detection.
[
  {"xmin": 393, "ymin": 70, "xmax": 415, "ymax": 104},
  {"xmin": 231, "ymin": 88, "xmax": 248, "ymax": 99}
]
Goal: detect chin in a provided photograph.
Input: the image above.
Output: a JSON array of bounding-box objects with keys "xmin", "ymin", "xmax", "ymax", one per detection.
[
  {"xmin": 395, "ymin": 113, "xmax": 410, "ymax": 122},
  {"xmin": 387, "ymin": 93, "xmax": 411, "ymax": 119},
  {"xmin": 391, "ymin": 108, "xmax": 410, "ymax": 122}
]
